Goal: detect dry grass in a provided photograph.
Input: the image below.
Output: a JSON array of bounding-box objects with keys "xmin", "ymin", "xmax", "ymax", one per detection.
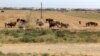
[{"xmin": 0, "ymin": 10, "xmax": 100, "ymax": 31}]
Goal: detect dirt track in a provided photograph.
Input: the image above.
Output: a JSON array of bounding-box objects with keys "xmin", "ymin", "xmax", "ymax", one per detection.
[{"xmin": 0, "ymin": 43, "xmax": 100, "ymax": 56}]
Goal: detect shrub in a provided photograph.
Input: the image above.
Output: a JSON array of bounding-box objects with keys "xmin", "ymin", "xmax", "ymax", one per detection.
[
  {"xmin": 55, "ymin": 31, "xmax": 66, "ymax": 37},
  {"xmin": 6, "ymin": 53, "xmax": 20, "ymax": 56},
  {"xmin": 0, "ymin": 30, "xmax": 20, "ymax": 38},
  {"xmin": 42, "ymin": 53, "xmax": 50, "ymax": 56}
]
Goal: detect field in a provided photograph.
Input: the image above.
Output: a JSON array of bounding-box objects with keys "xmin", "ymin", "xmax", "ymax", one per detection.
[
  {"xmin": 0, "ymin": 10, "xmax": 100, "ymax": 31},
  {"xmin": 0, "ymin": 10, "xmax": 100, "ymax": 56}
]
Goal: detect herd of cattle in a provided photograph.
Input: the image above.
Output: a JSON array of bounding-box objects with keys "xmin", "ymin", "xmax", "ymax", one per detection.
[
  {"xmin": 4, "ymin": 17, "xmax": 99, "ymax": 30},
  {"xmin": 1, "ymin": 10, "xmax": 98, "ymax": 30},
  {"xmin": 36, "ymin": 18, "xmax": 69, "ymax": 29}
]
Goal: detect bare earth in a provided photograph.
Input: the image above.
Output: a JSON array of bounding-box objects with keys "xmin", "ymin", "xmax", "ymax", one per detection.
[{"xmin": 0, "ymin": 43, "xmax": 100, "ymax": 56}]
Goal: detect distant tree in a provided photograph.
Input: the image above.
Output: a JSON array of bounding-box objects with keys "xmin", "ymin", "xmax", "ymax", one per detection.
[
  {"xmin": 44, "ymin": 8, "xmax": 56, "ymax": 11},
  {"xmin": 3, "ymin": 7, "xmax": 15, "ymax": 10},
  {"xmin": 20, "ymin": 8, "xmax": 33, "ymax": 10},
  {"xmin": 95, "ymin": 9, "xmax": 100, "ymax": 11},
  {"xmin": 60, "ymin": 8, "xmax": 67, "ymax": 12},
  {"xmin": 72, "ymin": 9, "xmax": 88, "ymax": 11}
]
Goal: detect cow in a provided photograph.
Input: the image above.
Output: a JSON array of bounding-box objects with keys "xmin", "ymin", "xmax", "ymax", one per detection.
[
  {"xmin": 5, "ymin": 22, "xmax": 17, "ymax": 28},
  {"xmin": 5, "ymin": 18, "xmax": 26, "ymax": 28},
  {"xmin": 1, "ymin": 10, "xmax": 4, "ymax": 13},
  {"xmin": 47, "ymin": 20, "xmax": 61, "ymax": 28},
  {"xmin": 17, "ymin": 18, "xmax": 27, "ymax": 23},
  {"xmin": 86, "ymin": 22, "xmax": 98, "ymax": 27},
  {"xmin": 46, "ymin": 18, "xmax": 69, "ymax": 28}
]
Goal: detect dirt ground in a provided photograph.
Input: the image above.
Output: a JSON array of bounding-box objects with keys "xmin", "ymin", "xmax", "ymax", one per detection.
[{"xmin": 0, "ymin": 43, "xmax": 100, "ymax": 56}]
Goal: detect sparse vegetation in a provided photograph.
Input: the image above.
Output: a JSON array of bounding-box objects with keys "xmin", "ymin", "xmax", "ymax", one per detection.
[
  {"xmin": 0, "ymin": 51, "xmax": 94, "ymax": 56},
  {"xmin": 42, "ymin": 53, "xmax": 50, "ymax": 56},
  {"xmin": 0, "ymin": 29, "xmax": 100, "ymax": 43}
]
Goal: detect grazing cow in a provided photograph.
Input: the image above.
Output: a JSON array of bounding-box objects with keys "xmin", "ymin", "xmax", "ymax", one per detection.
[
  {"xmin": 79, "ymin": 21, "xmax": 81, "ymax": 24},
  {"xmin": 86, "ymin": 22, "xmax": 98, "ymax": 27},
  {"xmin": 5, "ymin": 22, "xmax": 17, "ymax": 28}
]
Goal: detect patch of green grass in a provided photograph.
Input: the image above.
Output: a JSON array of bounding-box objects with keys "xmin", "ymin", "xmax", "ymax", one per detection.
[
  {"xmin": 55, "ymin": 31, "xmax": 66, "ymax": 37},
  {"xmin": 0, "ymin": 29, "xmax": 100, "ymax": 43},
  {"xmin": 0, "ymin": 51, "xmax": 96, "ymax": 56},
  {"xmin": 0, "ymin": 30, "xmax": 20, "ymax": 38},
  {"xmin": 42, "ymin": 53, "xmax": 50, "ymax": 56}
]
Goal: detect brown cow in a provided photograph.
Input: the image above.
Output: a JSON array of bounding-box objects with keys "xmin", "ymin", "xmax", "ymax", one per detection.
[
  {"xmin": 49, "ymin": 21, "xmax": 61, "ymax": 28},
  {"xmin": 46, "ymin": 18, "xmax": 69, "ymax": 28},
  {"xmin": 5, "ymin": 18, "xmax": 25, "ymax": 28},
  {"xmin": 5, "ymin": 22, "xmax": 17, "ymax": 28},
  {"xmin": 86, "ymin": 22, "xmax": 98, "ymax": 27},
  {"xmin": 1, "ymin": 10, "xmax": 4, "ymax": 13},
  {"xmin": 17, "ymin": 18, "xmax": 27, "ymax": 23}
]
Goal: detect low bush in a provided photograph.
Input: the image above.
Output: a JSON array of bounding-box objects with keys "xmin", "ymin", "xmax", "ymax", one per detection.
[{"xmin": 0, "ymin": 29, "xmax": 100, "ymax": 43}]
